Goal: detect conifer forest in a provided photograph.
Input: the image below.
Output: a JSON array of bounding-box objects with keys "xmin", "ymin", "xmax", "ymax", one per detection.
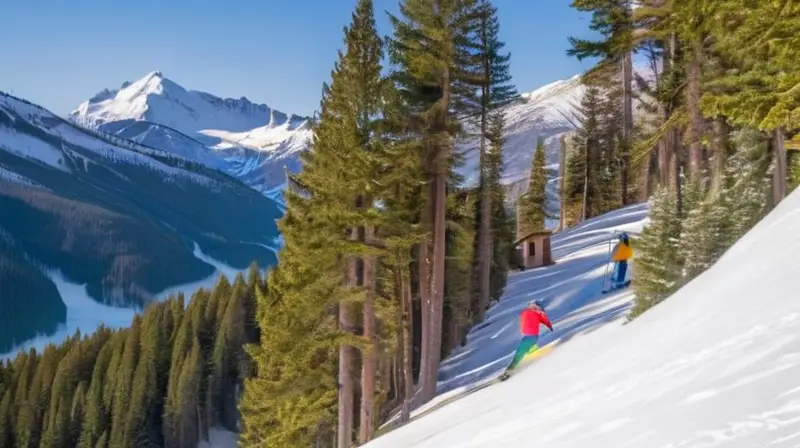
[{"xmin": 1, "ymin": 0, "xmax": 799, "ymax": 447}]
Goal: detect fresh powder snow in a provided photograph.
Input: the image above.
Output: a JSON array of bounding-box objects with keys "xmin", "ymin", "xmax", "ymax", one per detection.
[{"xmin": 366, "ymin": 191, "xmax": 800, "ymax": 447}]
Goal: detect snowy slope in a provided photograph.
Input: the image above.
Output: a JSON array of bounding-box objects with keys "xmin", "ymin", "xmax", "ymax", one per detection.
[
  {"xmin": 368, "ymin": 193, "xmax": 800, "ymax": 447},
  {"xmin": 70, "ymin": 71, "xmax": 312, "ymax": 193}
]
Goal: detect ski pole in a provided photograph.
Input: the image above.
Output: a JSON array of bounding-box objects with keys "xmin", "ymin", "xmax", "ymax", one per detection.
[{"xmin": 602, "ymin": 231, "xmax": 616, "ymax": 291}]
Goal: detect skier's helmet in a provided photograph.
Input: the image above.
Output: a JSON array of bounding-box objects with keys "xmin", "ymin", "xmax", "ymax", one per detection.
[
  {"xmin": 619, "ymin": 232, "xmax": 630, "ymax": 244},
  {"xmin": 531, "ymin": 299, "xmax": 545, "ymax": 310}
]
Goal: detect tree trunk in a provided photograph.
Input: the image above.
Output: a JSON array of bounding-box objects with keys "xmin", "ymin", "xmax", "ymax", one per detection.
[
  {"xmin": 359, "ymin": 225, "xmax": 377, "ymax": 444},
  {"xmin": 621, "ymin": 50, "xmax": 634, "ymax": 205},
  {"xmin": 674, "ymin": 138, "xmax": 684, "ymax": 217},
  {"xmin": 558, "ymin": 135, "xmax": 567, "ymax": 230},
  {"xmin": 400, "ymin": 264, "xmax": 414, "ymax": 424},
  {"xmin": 477, "ymin": 134, "xmax": 492, "ymax": 322},
  {"xmin": 687, "ymin": 45, "xmax": 704, "ymax": 181},
  {"xmin": 425, "ymin": 172, "xmax": 446, "ymax": 403},
  {"xmin": 773, "ymin": 127, "xmax": 788, "ymax": 206},
  {"xmin": 416, "ymin": 180, "xmax": 433, "ymax": 401},
  {"xmin": 658, "ymin": 136, "xmax": 669, "ymax": 189},
  {"xmin": 337, "ymin": 230, "xmax": 358, "ymax": 448},
  {"xmin": 638, "ymin": 148, "xmax": 652, "ymax": 202},
  {"xmin": 420, "ymin": 58, "xmax": 452, "ymax": 404},
  {"xmin": 582, "ymin": 136, "xmax": 592, "ymax": 221},
  {"xmin": 710, "ymin": 117, "xmax": 730, "ymax": 197}
]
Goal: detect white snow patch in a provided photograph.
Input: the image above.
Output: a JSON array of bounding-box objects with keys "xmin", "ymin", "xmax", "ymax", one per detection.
[
  {"xmin": 154, "ymin": 242, "xmax": 242, "ymax": 301},
  {"xmin": 0, "ymin": 268, "xmax": 134, "ymax": 360},
  {"xmin": 0, "ymin": 126, "xmax": 68, "ymax": 172}
]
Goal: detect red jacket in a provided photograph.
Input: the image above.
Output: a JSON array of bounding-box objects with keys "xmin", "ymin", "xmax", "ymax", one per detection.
[{"xmin": 520, "ymin": 308, "xmax": 552, "ymax": 336}]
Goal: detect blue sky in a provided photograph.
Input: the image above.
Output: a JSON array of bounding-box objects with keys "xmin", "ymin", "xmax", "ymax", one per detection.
[{"xmin": 0, "ymin": 0, "xmax": 595, "ymax": 117}]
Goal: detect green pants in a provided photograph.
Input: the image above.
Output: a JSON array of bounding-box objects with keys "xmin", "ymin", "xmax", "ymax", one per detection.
[{"xmin": 508, "ymin": 335, "xmax": 539, "ymax": 371}]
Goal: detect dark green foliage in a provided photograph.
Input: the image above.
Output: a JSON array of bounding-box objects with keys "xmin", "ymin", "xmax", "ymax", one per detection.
[
  {"xmin": 0, "ymin": 268, "xmax": 264, "ymax": 448},
  {"xmin": 518, "ymin": 136, "xmax": 549, "ymax": 234},
  {"xmin": 564, "ymin": 82, "xmax": 623, "ymax": 224},
  {"xmin": 629, "ymin": 187, "xmax": 684, "ymax": 318},
  {"xmin": 568, "ymin": 0, "xmax": 633, "ymax": 68},
  {"xmin": 0, "ymin": 234, "xmax": 65, "ymax": 353},
  {"xmin": 631, "ymin": 129, "xmax": 771, "ymax": 319},
  {"xmin": 443, "ymin": 191, "xmax": 475, "ymax": 356},
  {"xmin": 240, "ymin": 0, "xmax": 391, "ymax": 444},
  {"xmin": 487, "ymin": 116, "xmax": 514, "ymax": 302}
]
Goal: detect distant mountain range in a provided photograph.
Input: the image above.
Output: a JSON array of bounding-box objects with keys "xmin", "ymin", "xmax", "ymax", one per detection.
[
  {"xmin": 0, "ymin": 69, "xmax": 592, "ymax": 355},
  {"xmin": 70, "ymin": 71, "xmax": 313, "ymax": 195},
  {"xmin": 0, "ymin": 91, "xmax": 282, "ymax": 354},
  {"xmin": 70, "ymin": 71, "xmax": 588, "ymax": 207}
]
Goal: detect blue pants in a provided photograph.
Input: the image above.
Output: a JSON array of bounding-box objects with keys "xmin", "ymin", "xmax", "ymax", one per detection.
[
  {"xmin": 614, "ymin": 260, "xmax": 628, "ymax": 285},
  {"xmin": 508, "ymin": 335, "xmax": 539, "ymax": 371}
]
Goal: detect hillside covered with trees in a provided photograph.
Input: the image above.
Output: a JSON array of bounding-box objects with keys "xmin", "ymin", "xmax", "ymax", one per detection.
[{"xmin": 0, "ymin": 264, "xmax": 263, "ymax": 448}]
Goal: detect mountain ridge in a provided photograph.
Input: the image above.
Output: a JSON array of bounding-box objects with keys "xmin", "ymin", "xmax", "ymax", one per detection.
[
  {"xmin": 71, "ymin": 70, "xmax": 593, "ymax": 201},
  {"xmin": 0, "ymin": 89, "xmax": 282, "ymax": 354},
  {"xmin": 70, "ymin": 70, "xmax": 314, "ymax": 193}
]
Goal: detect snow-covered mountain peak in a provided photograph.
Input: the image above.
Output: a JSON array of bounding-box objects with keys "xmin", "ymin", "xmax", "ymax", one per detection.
[
  {"xmin": 71, "ymin": 71, "xmax": 310, "ymax": 139},
  {"xmin": 520, "ymin": 74, "xmax": 582, "ymax": 103},
  {"xmin": 70, "ymin": 71, "xmax": 314, "ymax": 193}
]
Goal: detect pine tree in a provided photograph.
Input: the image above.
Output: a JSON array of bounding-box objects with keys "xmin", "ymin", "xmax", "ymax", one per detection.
[
  {"xmin": 125, "ymin": 307, "xmax": 165, "ymax": 447},
  {"xmin": 0, "ymin": 388, "xmax": 12, "ymax": 448},
  {"xmin": 517, "ymin": 136, "xmax": 549, "ymax": 235},
  {"xmin": 79, "ymin": 333, "xmax": 118, "ymax": 448},
  {"xmin": 565, "ymin": 84, "xmax": 605, "ymax": 222},
  {"xmin": 373, "ymin": 83, "xmax": 426, "ymax": 424},
  {"xmin": 701, "ymin": 0, "xmax": 800, "ymax": 206},
  {"xmin": 487, "ymin": 114, "xmax": 514, "ymax": 302},
  {"xmin": 68, "ymin": 382, "xmax": 87, "ymax": 447},
  {"xmin": 443, "ymin": 190, "xmax": 475, "ymax": 356},
  {"xmin": 388, "ymin": 0, "xmax": 482, "ymax": 404},
  {"xmin": 17, "ymin": 343, "xmax": 66, "ymax": 448},
  {"xmin": 472, "ymin": 0, "xmax": 519, "ymax": 323},
  {"xmin": 236, "ymin": 6, "xmax": 389, "ymax": 433},
  {"xmin": 239, "ymin": 258, "xmax": 338, "ymax": 447},
  {"xmin": 723, "ymin": 129, "xmax": 771, "ymax": 244},
  {"xmin": 568, "ymin": 0, "xmax": 635, "ymax": 204},
  {"xmin": 176, "ymin": 339, "xmax": 201, "ymax": 448},
  {"xmin": 211, "ymin": 276, "xmax": 247, "ymax": 431},
  {"xmin": 629, "ymin": 187, "xmax": 684, "ymax": 318}
]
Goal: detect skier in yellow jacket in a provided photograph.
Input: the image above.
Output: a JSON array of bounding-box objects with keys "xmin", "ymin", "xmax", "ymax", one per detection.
[{"xmin": 610, "ymin": 232, "xmax": 633, "ymax": 289}]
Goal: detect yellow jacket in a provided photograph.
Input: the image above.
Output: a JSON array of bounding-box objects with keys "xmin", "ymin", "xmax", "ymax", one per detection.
[{"xmin": 611, "ymin": 241, "xmax": 633, "ymax": 261}]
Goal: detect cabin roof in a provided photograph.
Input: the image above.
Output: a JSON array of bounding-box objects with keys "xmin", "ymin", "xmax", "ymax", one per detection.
[{"xmin": 513, "ymin": 230, "xmax": 553, "ymax": 247}]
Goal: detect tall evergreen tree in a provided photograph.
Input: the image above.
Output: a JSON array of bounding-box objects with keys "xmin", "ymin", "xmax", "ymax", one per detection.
[
  {"xmin": 240, "ymin": 1, "xmax": 389, "ymax": 445},
  {"xmin": 568, "ymin": 0, "xmax": 635, "ymax": 204},
  {"xmin": 472, "ymin": 0, "xmax": 519, "ymax": 323},
  {"xmin": 701, "ymin": 0, "xmax": 800, "ymax": 206},
  {"xmin": 517, "ymin": 136, "xmax": 549, "ymax": 235},
  {"xmin": 443, "ymin": 190, "xmax": 476, "ymax": 356},
  {"xmin": 487, "ymin": 114, "xmax": 514, "ymax": 302},
  {"xmin": 388, "ymin": 0, "xmax": 482, "ymax": 404},
  {"xmin": 629, "ymin": 187, "xmax": 684, "ymax": 318}
]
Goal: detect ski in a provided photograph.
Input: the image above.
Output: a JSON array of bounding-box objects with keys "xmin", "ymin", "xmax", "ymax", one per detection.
[
  {"xmin": 602, "ymin": 280, "xmax": 631, "ymax": 294},
  {"xmin": 497, "ymin": 341, "xmax": 557, "ymax": 381}
]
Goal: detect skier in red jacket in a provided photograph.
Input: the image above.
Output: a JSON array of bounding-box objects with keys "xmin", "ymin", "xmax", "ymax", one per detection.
[{"xmin": 505, "ymin": 300, "xmax": 553, "ymax": 374}]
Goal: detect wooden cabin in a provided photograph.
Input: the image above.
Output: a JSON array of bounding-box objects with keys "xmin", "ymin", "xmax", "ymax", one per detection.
[{"xmin": 514, "ymin": 230, "xmax": 553, "ymax": 270}]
